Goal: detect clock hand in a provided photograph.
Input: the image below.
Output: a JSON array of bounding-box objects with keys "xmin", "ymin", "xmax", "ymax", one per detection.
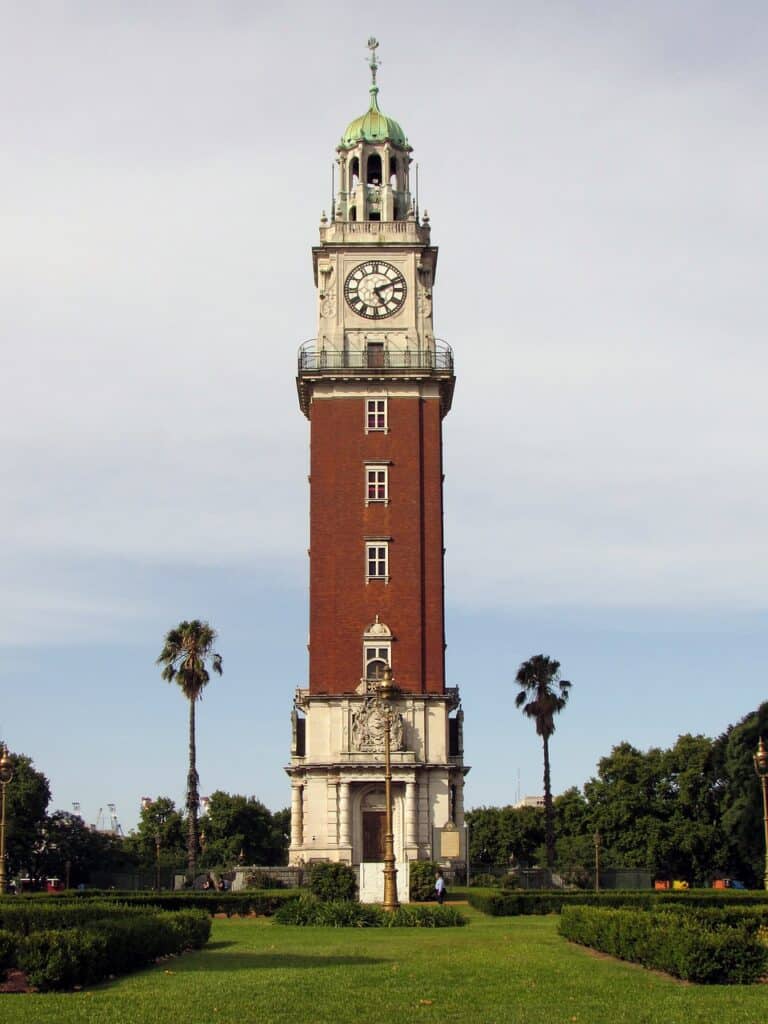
[{"xmin": 373, "ymin": 282, "xmax": 392, "ymax": 301}]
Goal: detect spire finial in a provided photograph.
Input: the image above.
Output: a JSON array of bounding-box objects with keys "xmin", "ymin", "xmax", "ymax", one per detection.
[
  {"xmin": 367, "ymin": 37, "xmax": 380, "ymax": 87},
  {"xmin": 367, "ymin": 37, "xmax": 381, "ymax": 109}
]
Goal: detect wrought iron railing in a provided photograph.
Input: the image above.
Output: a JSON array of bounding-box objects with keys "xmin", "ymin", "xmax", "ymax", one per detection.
[{"xmin": 298, "ymin": 338, "xmax": 454, "ymax": 373}]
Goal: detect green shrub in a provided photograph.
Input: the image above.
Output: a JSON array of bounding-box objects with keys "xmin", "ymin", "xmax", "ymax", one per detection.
[
  {"xmin": 6, "ymin": 892, "xmax": 294, "ymax": 918},
  {"xmin": 559, "ymin": 906, "xmax": 768, "ymax": 984},
  {"xmin": 244, "ymin": 872, "xmax": 285, "ymax": 890},
  {"xmin": 308, "ymin": 862, "xmax": 357, "ymax": 902},
  {"xmin": 276, "ymin": 895, "xmax": 381, "ymax": 927},
  {"xmin": 468, "ymin": 888, "xmax": 768, "ymax": 918},
  {"xmin": 0, "ymin": 928, "xmax": 17, "ymax": 974},
  {"xmin": 409, "ymin": 861, "xmax": 440, "ymax": 902},
  {"xmin": 385, "ymin": 905, "xmax": 467, "ymax": 928},
  {"xmin": 10, "ymin": 909, "xmax": 211, "ymax": 991},
  {"xmin": 468, "ymin": 873, "xmax": 499, "ymax": 889},
  {"xmin": 275, "ymin": 895, "xmax": 466, "ymax": 928},
  {"xmin": 18, "ymin": 929, "xmax": 109, "ymax": 991}
]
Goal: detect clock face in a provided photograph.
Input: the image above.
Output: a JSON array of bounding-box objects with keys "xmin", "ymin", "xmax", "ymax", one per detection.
[{"xmin": 344, "ymin": 261, "xmax": 407, "ymax": 319}]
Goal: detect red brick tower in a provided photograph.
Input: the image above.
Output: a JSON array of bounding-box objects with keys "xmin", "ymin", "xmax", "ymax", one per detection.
[{"xmin": 287, "ymin": 41, "xmax": 467, "ymax": 897}]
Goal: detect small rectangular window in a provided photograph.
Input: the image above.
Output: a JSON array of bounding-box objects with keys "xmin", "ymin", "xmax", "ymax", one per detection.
[
  {"xmin": 366, "ymin": 543, "xmax": 388, "ymax": 580},
  {"xmin": 366, "ymin": 398, "xmax": 387, "ymax": 432},
  {"xmin": 366, "ymin": 466, "xmax": 388, "ymax": 503}
]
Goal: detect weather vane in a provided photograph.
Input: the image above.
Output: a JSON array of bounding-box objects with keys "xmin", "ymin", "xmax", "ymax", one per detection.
[{"xmin": 367, "ymin": 37, "xmax": 380, "ymax": 87}]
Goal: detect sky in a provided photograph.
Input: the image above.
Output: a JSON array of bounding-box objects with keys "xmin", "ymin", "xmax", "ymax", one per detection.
[{"xmin": 1, "ymin": 2, "xmax": 766, "ymax": 833}]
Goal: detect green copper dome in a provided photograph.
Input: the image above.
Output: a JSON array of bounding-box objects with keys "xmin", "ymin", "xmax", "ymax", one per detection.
[{"xmin": 340, "ymin": 86, "xmax": 408, "ymax": 148}]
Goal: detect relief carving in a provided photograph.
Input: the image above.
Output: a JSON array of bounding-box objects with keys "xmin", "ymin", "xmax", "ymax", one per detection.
[{"xmin": 350, "ymin": 696, "xmax": 404, "ymax": 753}]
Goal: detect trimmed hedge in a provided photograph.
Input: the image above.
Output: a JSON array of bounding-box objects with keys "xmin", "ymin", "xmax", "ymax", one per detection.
[
  {"xmin": 11, "ymin": 909, "xmax": 211, "ymax": 991},
  {"xmin": 16, "ymin": 891, "xmax": 296, "ymax": 917},
  {"xmin": 275, "ymin": 895, "xmax": 466, "ymax": 928},
  {"xmin": 468, "ymin": 888, "xmax": 768, "ymax": 917},
  {"xmin": 559, "ymin": 905, "xmax": 768, "ymax": 984}
]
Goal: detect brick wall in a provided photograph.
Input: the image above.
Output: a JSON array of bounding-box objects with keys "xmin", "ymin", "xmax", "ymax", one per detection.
[{"xmin": 308, "ymin": 394, "xmax": 445, "ymax": 695}]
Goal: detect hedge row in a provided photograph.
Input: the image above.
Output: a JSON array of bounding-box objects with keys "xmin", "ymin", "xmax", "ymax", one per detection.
[
  {"xmin": 274, "ymin": 895, "xmax": 466, "ymax": 928},
  {"xmin": 559, "ymin": 905, "xmax": 768, "ymax": 984},
  {"xmin": 468, "ymin": 888, "xmax": 768, "ymax": 917},
  {"xmin": 0, "ymin": 909, "xmax": 211, "ymax": 991},
  {"xmin": 20, "ymin": 891, "xmax": 296, "ymax": 917},
  {"xmin": 0, "ymin": 900, "xmax": 178, "ymax": 935}
]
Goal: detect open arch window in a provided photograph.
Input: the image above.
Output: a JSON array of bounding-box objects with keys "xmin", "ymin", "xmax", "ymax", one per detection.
[
  {"xmin": 350, "ymin": 157, "xmax": 360, "ymax": 188},
  {"xmin": 366, "ymin": 153, "xmax": 382, "ymax": 184}
]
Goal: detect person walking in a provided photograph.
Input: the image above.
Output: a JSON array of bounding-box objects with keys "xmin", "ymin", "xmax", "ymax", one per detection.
[{"xmin": 435, "ymin": 870, "xmax": 446, "ymax": 905}]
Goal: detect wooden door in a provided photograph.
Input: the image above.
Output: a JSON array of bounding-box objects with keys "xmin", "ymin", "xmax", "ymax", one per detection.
[
  {"xmin": 362, "ymin": 811, "xmax": 386, "ymax": 861},
  {"xmin": 366, "ymin": 342, "xmax": 385, "ymax": 368}
]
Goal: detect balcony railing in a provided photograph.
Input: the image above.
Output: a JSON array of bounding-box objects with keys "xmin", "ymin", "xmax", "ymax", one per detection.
[{"xmin": 298, "ymin": 338, "xmax": 454, "ymax": 373}]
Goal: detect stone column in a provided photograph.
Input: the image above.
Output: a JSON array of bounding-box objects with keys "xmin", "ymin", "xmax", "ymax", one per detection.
[
  {"xmin": 455, "ymin": 775, "xmax": 465, "ymax": 825},
  {"xmin": 405, "ymin": 781, "xmax": 417, "ymax": 847},
  {"xmin": 339, "ymin": 782, "xmax": 351, "ymax": 848},
  {"xmin": 290, "ymin": 783, "xmax": 303, "ymax": 850}
]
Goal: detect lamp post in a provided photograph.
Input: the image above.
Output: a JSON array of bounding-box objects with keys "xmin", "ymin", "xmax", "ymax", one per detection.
[
  {"xmin": 753, "ymin": 736, "xmax": 768, "ymax": 890},
  {"xmin": 0, "ymin": 744, "xmax": 14, "ymax": 896},
  {"xmin": 376, "ymin": 667, "xmax": 400, "ymax": 912},
  {"xmin": 154, "ymin": 803, "xmax": 168, "ymax": 893},
  {"xmin": 593, "ymin": 831, "xmax": 602, "ymax": 894}
]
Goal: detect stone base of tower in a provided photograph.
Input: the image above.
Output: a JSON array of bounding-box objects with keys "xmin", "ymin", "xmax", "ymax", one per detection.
[{"xmin": 285, "ymin": 687, "xmax": 469, "ymax": 892}]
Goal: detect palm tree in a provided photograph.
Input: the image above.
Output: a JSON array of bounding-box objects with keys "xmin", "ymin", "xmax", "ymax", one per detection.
[
  {"xmin": 515, "ymin": 654, "xmax": 571, "ymax": 871},
  {"xmin": 157, "ymin": 620, "xmax": 222, "ymax": 881}
]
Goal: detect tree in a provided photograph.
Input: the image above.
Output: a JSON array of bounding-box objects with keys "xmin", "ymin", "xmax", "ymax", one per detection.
[
  {"xmin": 712, "ymin": 701, "xmax": 768, "ymax": 885},
  {"xmin": 156, "ymin": 620, "xmax": 223, "ymax": 880},
  {"xmin": 0, "ymin": 745, "xmax": 51, "ymax": 878},
  {"xmin": 199, "ymin": 792, "xmax": 290, "ymax": 868},
  {"xmin": 514, "ymin": 654, "xmax": 571, "ymax": 870},
  {"xmin": 465, "ymin": 805, "xmax": 545, "ymax": 869},
  {"xmin": 583, "ymin": 735, "xmax": 725, "ymax": 885},
  {"xmin": 122, "ymin": 797, "xmax": 186, "ymax": 869},
  {"xmin": 32, "ymin": 812, "xmax": 120, "ymax": 887}
]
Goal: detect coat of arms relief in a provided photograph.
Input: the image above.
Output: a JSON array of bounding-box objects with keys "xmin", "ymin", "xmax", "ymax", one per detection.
[{"xmin": 350, "ymin": 697, "xmax": 404, "ymax": 753}]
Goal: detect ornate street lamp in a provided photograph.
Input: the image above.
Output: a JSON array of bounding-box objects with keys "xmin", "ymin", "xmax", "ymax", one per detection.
[
  {"xmin": 0, "ymin": 744, "xmax": 14, "ymax": 896},
  {"xmin": 753, "ymin": 736, "xmax": 768, "ymax": 890},
  {"xmin": 376, "ymin": 667, "xmax": 400, "ymax": 912},
  {"xmin": 593, "ymin": 831, "xmax": 602, "ymax": 894}
]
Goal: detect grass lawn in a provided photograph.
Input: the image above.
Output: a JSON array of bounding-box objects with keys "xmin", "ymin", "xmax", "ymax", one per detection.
[{"xmin": 2, "ymin": 907, "xmax": 766, "ymax": 1024}]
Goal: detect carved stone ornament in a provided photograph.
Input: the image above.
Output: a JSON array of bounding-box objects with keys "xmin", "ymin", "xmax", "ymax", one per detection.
[{"xmin": 350, "ymin": 696, "xmax": 404, "ymax": 753}]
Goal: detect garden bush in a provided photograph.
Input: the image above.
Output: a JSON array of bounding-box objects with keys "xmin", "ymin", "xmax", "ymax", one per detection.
[
  {"xmin": 308, "ymin": 862, "xmax": 358, "ymax": 902},
  {"xmin": 468, "ymin": 873, "xmax": 499, "ymax": 889},
  {"xmin": 559, "ymin": 905, "xmax": 768, "ymax": 984},
  {"xmin": 17, "ymin": 891, "xmax": 295, "ymax": 917},
  {"xmin": 275, "ymin": 895, "xmax": 467, "ymax": 928},
  {"xmin": 243, "ymin": 871, "xmax": 285, "ymax": 890},
  {"xmin": 409, "ymin": 860, "xmax": 440, "ymax": 902},
  {"xmin": 3, "ymin": 907, "xmax": 211, "ymax": 991},
  {"xmin": 468, "ymin": 888, "xmax": 768, "ymax": 917},
  {"xmin": 275, "ymin": 895, "xmax": 381, "ymax": 927},
  {"xmin": 0, "ymin": 928, "xmax": 17, "ymax": 975},
  {"xmin": 385, "ymin": 905, "xmax": 467, "ymax": 928}
]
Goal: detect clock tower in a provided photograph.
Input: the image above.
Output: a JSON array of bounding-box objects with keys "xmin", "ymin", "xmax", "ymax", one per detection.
[{"xmin": 287, "ymin": 40, "xmax": 467, "ymax": 898}]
